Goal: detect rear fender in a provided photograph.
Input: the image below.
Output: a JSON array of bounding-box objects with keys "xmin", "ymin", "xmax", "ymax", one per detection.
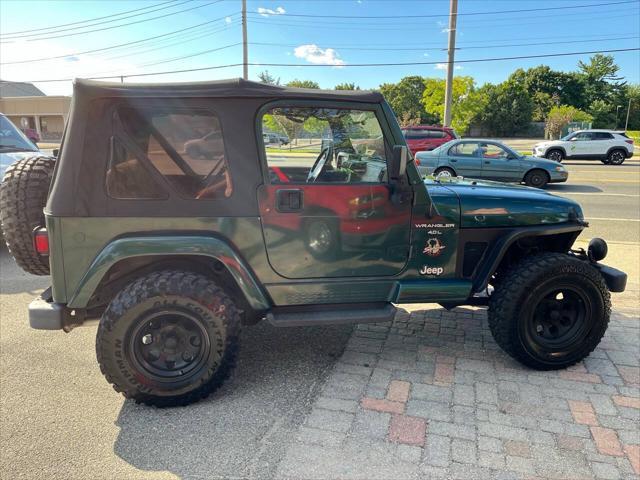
[{"xmin": 66, "ymin": 235, "xmax": 270, "ymax": 310}]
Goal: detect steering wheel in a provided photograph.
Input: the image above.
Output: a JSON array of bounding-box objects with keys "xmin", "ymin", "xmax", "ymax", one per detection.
[{"xmin": 306, "ymin": 146, "xmax": 332, "ymax": 183}]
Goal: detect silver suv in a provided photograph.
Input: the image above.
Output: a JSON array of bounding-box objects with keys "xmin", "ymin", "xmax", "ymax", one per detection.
[{"xmin": 533, "ymin": 130, "xmax": 635, "ymax": 164}]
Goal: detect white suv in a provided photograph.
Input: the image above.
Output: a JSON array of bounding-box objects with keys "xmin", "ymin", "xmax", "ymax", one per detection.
[{"xmin": 533, "ymin": 130, "xmax": 635, "ymax": 165}]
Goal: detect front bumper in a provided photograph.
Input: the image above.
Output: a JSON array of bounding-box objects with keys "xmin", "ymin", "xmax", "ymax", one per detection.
[
  {"xmin": 594, "ymin": 263, "xmax": 627, "ymax": 292},
  {"xmin": 549, "ymin": 171, "xmax": 569, "ymax": 183}
]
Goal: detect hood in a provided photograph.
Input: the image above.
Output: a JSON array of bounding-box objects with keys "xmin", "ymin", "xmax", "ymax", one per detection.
[
  {"xmin": 0, "ymin": 150, "xmax": 40, "ymax": 180},
  {"xmin": 425, "ymin": 177, "xmax": 583, "ymax": 228},
  {"xmin": 521, "ymin": 155, "xmax": 567, "ymax": 170}
]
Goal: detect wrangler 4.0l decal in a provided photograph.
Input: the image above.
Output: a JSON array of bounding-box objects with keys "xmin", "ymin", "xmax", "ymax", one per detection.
[{"xmin": 414, "ymin": 223, "xmax": 455, "ymax": 229}]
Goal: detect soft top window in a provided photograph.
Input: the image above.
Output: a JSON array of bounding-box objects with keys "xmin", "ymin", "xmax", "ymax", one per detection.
[{"xmin": 107, "ymin": 107, "xmax": 232, "ymax": 200}]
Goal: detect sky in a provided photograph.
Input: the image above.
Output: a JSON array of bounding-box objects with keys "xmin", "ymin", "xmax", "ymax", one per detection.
[{"xmin": 1, "ymin": 0, "xmax": 639, "ymax": 96}]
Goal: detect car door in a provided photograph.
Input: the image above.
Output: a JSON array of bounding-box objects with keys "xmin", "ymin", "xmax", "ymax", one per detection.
[
  {"xmin": 591, "ymin": 132, "xmax": 614, "ymax": 156},
  {"xmin": 257, "ymin": 103, "xmax": 412, "ymax": 279},
  {"xmin": 479, "ymin": 143, "xmax": 522, "ymax": 181},
  {"xmin": 445, "ymin": 141, "xmax": 483, "ymax": 177},
  {"xmin": 567, "ymin": 132, "xmax": 593, "ymax": 157}
]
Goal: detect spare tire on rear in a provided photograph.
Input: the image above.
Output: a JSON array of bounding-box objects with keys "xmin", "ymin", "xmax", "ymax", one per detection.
[{"xmin": 0, "ymin": 156, "xmax": 55, "ymax": 275}]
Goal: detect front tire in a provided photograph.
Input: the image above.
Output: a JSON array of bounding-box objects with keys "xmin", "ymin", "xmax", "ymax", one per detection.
[
  {"xmin": 488, "ymin": 253, "xmax": 610, "ymax": 370},
  {"xmin": 434, "ymin": 166, "xmax": 456, "ymax": 178},
  {"xmin": 546, "ymin": 149, "xmax": 564, "ymax": 162},
  {"xmin": 524, "ymin": 169, "xmax": 549, "ymax": 188},
  {"xmin": 304, "ymin": 218, "xmax": 339, "ymax": 260},
  {"xmin": 96, "ymin": 270, "xmax": 240, "ymax": 407},
  {"xmin": 607, "ymin": 149, "xmax": 626, "ymax": 165}
]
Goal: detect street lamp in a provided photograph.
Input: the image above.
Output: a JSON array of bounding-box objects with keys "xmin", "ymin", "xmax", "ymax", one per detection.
[{"xmin": 615, "ymin": 105, "xmax": 622, "ymax": 129}]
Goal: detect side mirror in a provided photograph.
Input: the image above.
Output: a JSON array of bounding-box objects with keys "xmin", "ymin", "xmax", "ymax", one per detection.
[
  {"xmin": 52, "ymin": 148, "xmax": 59, "ymax": 157},
  {"xmin": 389, "ymin": 145, "xmax": 408, "ymax": 182}
]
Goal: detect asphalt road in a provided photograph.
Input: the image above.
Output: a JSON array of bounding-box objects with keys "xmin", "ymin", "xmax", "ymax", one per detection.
[{"xmin": 0, "ymin": 158, "xmax": 638, "ymax": 479}]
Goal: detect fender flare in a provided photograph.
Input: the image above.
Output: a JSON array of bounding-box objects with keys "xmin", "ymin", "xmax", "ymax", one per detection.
[
  {"xmin": 66, "ymin": 235, "xmax": 271, "ymax": 311},
  {"xmin": 605, "ymin": 146, "xmax": 628, "ymax": 158}
]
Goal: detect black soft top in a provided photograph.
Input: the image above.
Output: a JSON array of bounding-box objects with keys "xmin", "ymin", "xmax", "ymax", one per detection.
[
  {"xmin": 74, "ymin": 78, "xmax": 383, "ymax": 102},
  {"xmin": 47, "ymin": 78, "xmax": 387, "ymax": 217}
]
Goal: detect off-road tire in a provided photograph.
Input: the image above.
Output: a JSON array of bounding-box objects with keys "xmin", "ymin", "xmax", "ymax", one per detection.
[
  {"xmin": 434, "ymin": 166, "xmax": 456, "ymax": 178},
  {"xmin": 546, "ymin": 149, "xmax": 563, "ymax": 162},
  {"xmin": 96, "ymin": 270, "xmax": 241, "ymax": 407},
  {"xmin": 488, "ymin": 253, "xmax": 610, "ymax": 370},
  {"xmin": 0, "ymin": 156, "xmax": 55, "ymax": 275},
  {"xmin": 607, "ymin": 149, "xmax": 626, "ymax": 165},
  {"xmin": 524, "ymin": 169, "xmax": 549, "ymax": 188}
]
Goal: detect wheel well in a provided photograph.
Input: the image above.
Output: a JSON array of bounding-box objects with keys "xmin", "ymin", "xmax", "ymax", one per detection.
[
  {"xmin": 85, "ymin": 255, "xmax": 262, "ymax": 324},
  {"xmin": 606, "ymin": 147, "xmax": 627, "ymax": 156},
  {"xmin": 490, "ymin": 231, "xmax": 579, "ymax": 284},
  {"xmin": 434, "ymin": 165, "xmax": 456, "ymax": 175},
  {"xmin": 546, "ymin": 147, "xmax": 565, "ymax": 156}
]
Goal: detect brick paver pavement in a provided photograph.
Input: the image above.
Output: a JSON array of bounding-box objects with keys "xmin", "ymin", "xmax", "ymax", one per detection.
[{"xmin": 277, "ymin": 305, "xmax": 640, "ymax": 480}]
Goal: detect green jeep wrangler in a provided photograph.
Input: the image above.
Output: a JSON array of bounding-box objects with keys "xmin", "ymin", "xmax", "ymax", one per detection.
[{"xmin": 0, "ymin": 79, "xmax": 627, "ymax": 407}]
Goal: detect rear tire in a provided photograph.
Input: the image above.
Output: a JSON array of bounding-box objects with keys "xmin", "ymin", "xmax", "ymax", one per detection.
[
  {"xmin": 0, "ymin": 156, "xmax": 55, "ymax": 275},
  {"xmin": 488, "ymin": 253, "xmax": 610, "ymax": 370},
  {"xmin": 607, "ymin": 149, "xmax": 626, "ymax": 165},
  {"xmin": 546, "ymin": 149, "xmax": 563, "ymax": 162},
  {"xmin": 96, "ymin": 270, "xmax": 241, "ymax": 407},
  {"xmin": 524, "ymin": 169, "xmax": 549, "ymax": 188}
]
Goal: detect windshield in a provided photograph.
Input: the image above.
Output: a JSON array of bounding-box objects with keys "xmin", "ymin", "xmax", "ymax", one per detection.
[
  {"xmin": 560, "ymin": 132, "xmax": 577, "ymax": 141},
  {"xmin": 0, "ymin": 115, "xmax": 38, "ymax": 152}
]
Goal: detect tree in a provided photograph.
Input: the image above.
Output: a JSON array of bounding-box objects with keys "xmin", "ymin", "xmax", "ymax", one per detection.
[
  {"xmin": 477, "ymin": 80, "xmax": 534, "ymax": 136},
  {"xmin": 578, "ymin": 54, "xmax": 626, "ymax": 110},
  {"xmin": 334, "ymin": 83, "xmax": 360, "ymax": 90},
  {"xmin": 379, "ymin": 76, "xmax": 437, "ymax": 125},
  {"xmin": 286, "ymin": 79, "xmax": 320, "ymax": 89},
  {"xmin": 622, "ymin": 84, "xmax": 640, "ymax": 130},
  {"xmin": 544, "ymin": 105, "xmax": 592, "ymax": 139},
  {"xmin": 588, "ymin": 100, "xmax": 616, "ymax": 129},
  {"xmin": 257, "ymin": 70, "xmax": 280, "ymax": 85},
  {"xmin": 421, "ymin": 76, "xmax": 487, "ymax": 134}
]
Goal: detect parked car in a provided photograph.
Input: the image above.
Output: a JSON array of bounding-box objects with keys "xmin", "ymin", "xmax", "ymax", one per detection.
[
  {"xmin": 416, "ymin": 139, "xmax": 568, "ymax": 188},
  {"xmin": 401, "ymin": 125, "xmax": 458, "ymax": 155},
  {"xmin": 0, "ymin": 113, "xmax": 41, "ymax": 180},
  {"xmin": 533, "ymin": 130, "xmax": 635, "ymax": 164},
  {"xmin": 22, "ymin": 127, "xmax": 40, "ymax": 145},
  {"xmin": 263, "ymin": 132, "xmax": 289, "ymax": 146},
  {"xmin": 0, "ymin": 79, "xmax": 625, "ymax": 408}
]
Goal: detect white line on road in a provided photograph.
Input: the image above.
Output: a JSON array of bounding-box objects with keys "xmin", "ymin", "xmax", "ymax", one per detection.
[
  {"xmin": 588, "ymin": 217, "xmax": 640, "ymax": 222},
  {"xmin": 557, "ymin": 192, "xmax": 640, "ymax": 197}
]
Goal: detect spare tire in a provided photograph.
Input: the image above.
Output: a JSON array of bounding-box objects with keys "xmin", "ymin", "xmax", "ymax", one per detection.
[{"xmin": 0, "ymin": 156, "xmax": 55, "ymax": 275}]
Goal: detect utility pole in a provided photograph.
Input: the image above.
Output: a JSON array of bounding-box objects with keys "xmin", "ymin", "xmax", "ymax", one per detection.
[
  {"xmin": 624, "ymin": 96, "xmax": 631, "ymax": 131},
  {"xmin": 242, "ymin": 0, "xmax": 248, "ymax": 80},
  {"xmin": 443, "ymin": 0, "xmax": 458, "ymax": 127}
]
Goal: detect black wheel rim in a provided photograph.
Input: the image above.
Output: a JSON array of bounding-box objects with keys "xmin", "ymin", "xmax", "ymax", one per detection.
[
  {"xmin": 530, "ymin": 173, "xmax": 544, "ymax": 187},
  {"xmin": 610, "ymin": 151, "xmax": 624, "ymax": 164},
  {"xmin": 524, "ymin": 285, "xmax": 593, "ymax": 359},
  {"xmin": 128, "ymin": 310, "xmax": 211, "ymax": 382},
  {"xmin": 548, "ymin": 151, "xmax": 561, "ymax": 161}
]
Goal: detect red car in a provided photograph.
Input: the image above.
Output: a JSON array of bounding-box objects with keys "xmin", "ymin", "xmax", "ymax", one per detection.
[{"xmin": 401, "ymin": 125, "xmax": 458, "ymax": 156}]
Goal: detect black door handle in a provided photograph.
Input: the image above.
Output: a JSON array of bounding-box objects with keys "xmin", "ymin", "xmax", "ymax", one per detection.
[
  {"xmin": 450, "ymin": 159, "xmax": 458, "ymax": 162},
  {"xmin": 484, "ymin": 160, "xmax": 490, "ymax": 164},
  {"xmin": 276, "ymin": 189, "xmax": 303, "ymax": 212}
]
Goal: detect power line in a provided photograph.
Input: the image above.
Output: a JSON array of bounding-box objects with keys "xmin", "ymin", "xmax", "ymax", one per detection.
[
  {"xmin": 251, "ymin": 36, "xmax": 639, "ymax": 52},
  {"xmin": 138, "ymin": 42, "xmax": 242, "ymax": 68},
  {"xmin": 260, "ymin": 0, "xmax": 638, "ymax": 18},
  {"xmin": 0, "ymin": 0, "xmax": 179, "ymax": 36},
  {"xmin": 1, "ymin": 1, "xmax": 224, "ymax": 43},
  {"xmin": 0, "ymin": 13, "xmax": 240, "ymax": 65},
  {"xmin": 14, "ymin": 47, "xmax": 639, "ymax": 83}
]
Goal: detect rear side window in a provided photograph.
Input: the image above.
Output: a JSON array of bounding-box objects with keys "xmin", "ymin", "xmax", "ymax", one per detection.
[
  {"xmin": 593, "ymin": 132, "xmax": 613, "ymax": 140},
  {"xmin": 449, "ymin": 142, "xmax": 481, "ymax": 156},
  {"xmin": 108, "ymin": 107, "xmax": 232, "ymax": 200}
]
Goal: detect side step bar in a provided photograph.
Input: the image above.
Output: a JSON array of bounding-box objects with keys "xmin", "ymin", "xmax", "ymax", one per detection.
[{"xmin": 266, "ymin": 303, "xmax": 397, "ymax": 327}]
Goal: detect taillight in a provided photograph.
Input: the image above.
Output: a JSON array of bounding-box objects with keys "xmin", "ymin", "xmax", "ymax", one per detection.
[
  {"xmin": 415, "ymin": 157, "xmax": 421, "ymax": 165},
  {"xmin": 625, "ymin": 139, "xmax": 634, "ymax": 144},
  {"xmin": 33, "ymin": 227, "xmax": 49, "ymax": 255}
]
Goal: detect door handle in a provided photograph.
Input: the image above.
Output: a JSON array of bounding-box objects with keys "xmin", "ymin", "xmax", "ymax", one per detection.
[
  {"xmin": 484, "ymin": 160, "xmax": 490, "ymax": 164},
  {"xmin": 276, "ymin": 189, "xmax": 303, "ymax": 212},
  {"xmin": 450, "ymin": 159, "xmax": 457, "ymax": 162}
]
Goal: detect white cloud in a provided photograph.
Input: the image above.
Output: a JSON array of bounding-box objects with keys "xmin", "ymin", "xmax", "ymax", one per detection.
[
  {"xmin": 423, "ymin": 53, "xmax": 430, "ymax": 57},
  {"xmin": 434, "ymin": 63, "xmax": 462, "ymax": 71},
  {"xmin": 294, "ymin": 44, "xmax": 345, "ymax": 66},
  {"xmin": 257, "ymin": 6, "xmax": 285, "ymax": 17},
  {"xmin": 225, "ymin": 16, "xmax": 232, "ymax": 24}
]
